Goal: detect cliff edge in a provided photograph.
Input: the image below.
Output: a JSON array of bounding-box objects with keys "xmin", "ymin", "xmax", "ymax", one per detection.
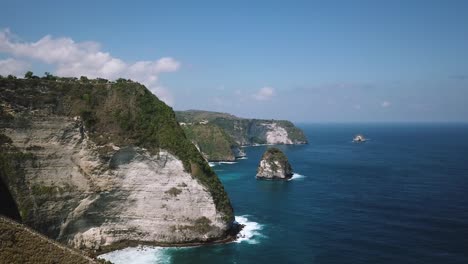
[{"xmin": 0, "ymin": 77, "xmax": 235, "ymax": 251}]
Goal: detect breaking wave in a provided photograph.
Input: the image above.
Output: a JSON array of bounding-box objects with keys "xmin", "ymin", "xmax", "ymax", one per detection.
[
  {"xmin": 209, "ymin": 161, "xmax": 238, "ymax": 167},
  {"xmin": 98, "ymin": 215, "xmax": 265, "ymax": 263},
  {"xmin": 98, "ymin": 246, "xmax": 171, "ymax": 264},
  {"xmin": 288, "ymin": 173, "xmax": 306, "ymax": 181},
  {"xmin": 235, "ymin": 215, "xmax": 265, "ymax": 244}
]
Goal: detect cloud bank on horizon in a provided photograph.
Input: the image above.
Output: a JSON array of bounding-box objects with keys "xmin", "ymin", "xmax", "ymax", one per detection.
[
  {"xmin": 0, "ymin": 28, "xmax": 282, "ymax": 109},
  {"xmin": 0, "ymin": 28, "xmax": 179, "ymax": 105}
]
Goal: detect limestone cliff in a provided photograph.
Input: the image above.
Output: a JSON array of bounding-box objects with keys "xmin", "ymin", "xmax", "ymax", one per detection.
[
  {"xmin": 0, "ymin": 77, "xmax": 235, "ymax": 251},
  {"xmin": 256, "ymin": 148, "xmax": 293, "ymax": 180},
  {"xmin": 176, "ymin": 110, "xmax": 307, "ymax": 161}
]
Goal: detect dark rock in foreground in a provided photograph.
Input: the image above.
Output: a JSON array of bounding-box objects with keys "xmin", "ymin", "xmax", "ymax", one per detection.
[{"xmin": 0, "ymin": 216, "xmax": 97, "ymax": 264}]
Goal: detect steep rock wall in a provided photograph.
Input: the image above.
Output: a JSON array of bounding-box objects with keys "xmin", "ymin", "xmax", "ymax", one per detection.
[{"xmin": 0, "ymin": 78, "xmax": 234, "ymax": 251}]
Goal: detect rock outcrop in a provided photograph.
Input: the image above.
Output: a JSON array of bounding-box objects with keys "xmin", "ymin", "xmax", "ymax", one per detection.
[
  {"xmin": 256, "ymin": 148, "xmax": 293, "ymax": 180},
  {"xmin": 353, "ymin": 134, "xmax": 366, "ymax": 143},
  {"xmin": 0, "ymin": 77, "xmax": 235, "ymax": 251}
]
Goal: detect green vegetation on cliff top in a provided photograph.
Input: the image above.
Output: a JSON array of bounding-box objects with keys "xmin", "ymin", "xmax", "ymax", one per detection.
[
  {"xmin": 182, "ymin": 124, "xmax": 236, "ymax": 161},
  {"xmin": 0, "ymin": 76, "xmax": 233, "ymax": 221},
  {"xmin": 261, "ymin": 147, "xmax": 293, "ymax": 174}
]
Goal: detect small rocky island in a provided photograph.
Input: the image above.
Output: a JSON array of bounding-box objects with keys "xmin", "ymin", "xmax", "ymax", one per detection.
[
  {"xmin": 256, "ymin": 148, "xmax": 293, "ymax": 180},
  {"xmin": 353, "ymin": 134, "xmax": 366, "ymax": 143}
]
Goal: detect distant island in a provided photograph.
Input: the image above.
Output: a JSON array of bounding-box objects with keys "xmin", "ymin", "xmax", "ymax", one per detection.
[{"xmin": 176, "ymin": 110, "xmax": 308, "ymax": 161}]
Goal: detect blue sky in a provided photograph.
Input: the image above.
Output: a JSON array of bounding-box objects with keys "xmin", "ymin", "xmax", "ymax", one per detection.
[{"xmin": 1, "ymin": 0, "xmax": 467, "ymax": 122}]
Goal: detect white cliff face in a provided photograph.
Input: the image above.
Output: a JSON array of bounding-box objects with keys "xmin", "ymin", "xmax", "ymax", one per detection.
[
  {"xmin": 262, "ymin": 123, "xmax": 293, "ymax": 145},
  {"xmin": 256, "ymin": 160, "xmax": 288, "ymax": 179},
  {"xmin": 68, "ymin": 148, "xmax": 226, "ymax": 249},
  {"xmin": 4, "ymin": 114, "xmax": 229, "ymax": 250}
]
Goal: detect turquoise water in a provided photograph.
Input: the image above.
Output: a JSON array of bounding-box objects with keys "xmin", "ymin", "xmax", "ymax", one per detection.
[{"xmin": 101, "ymin": 123, "xmax": 468, "ymax": 264}]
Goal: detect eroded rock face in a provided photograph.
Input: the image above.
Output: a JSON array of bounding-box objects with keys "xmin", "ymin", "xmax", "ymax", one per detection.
[
  {"xmin": 231, "ymin": 146, "xmax": 246, "ymax": 158},
  {"xmin": 256, "ymin": 148, "xmax": 293, "ymax": 180},
  {"xmin": 3, "ymin": 115, "xmax": 229, "ymax": 250},
  {"xmin": 263, "ymin": 123, "xmax": 293, "ymax": 145},
  {"xmin": 175, "ymin": 110, "xmax": 308, "ymax": 147}
]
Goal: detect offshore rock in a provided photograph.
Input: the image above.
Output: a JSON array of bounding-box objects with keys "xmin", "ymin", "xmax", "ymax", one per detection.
[{"xmin": 256, "ymin": 148, "xmax": 293, "ymax": 180}]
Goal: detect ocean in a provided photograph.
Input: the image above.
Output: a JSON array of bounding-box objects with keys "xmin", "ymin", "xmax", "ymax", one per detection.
[{"xmin": 100, "ymin": 123, "xmax": 468, "ymax": 264}]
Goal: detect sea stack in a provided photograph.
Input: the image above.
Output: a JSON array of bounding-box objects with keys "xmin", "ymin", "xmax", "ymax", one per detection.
[
  {"xmin": 353, "ymin": 134, "xmax": 366, "ymax": 143},
  {"xmin": 256, "ymin": 147, "xmax": 293, "ymax": 180}
]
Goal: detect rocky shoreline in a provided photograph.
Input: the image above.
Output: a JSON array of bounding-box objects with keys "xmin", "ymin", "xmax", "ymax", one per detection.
[{"xmin": 91, "ymin": 223, "xmax": 245, "ymax": 257}]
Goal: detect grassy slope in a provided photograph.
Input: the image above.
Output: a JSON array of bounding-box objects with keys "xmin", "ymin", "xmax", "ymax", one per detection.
[
  {"xmin": 0, "ymin": 78, "xmax": 233, "ymax": 221},
  {"xmin": 182, "ymin": 124, "xmax": 236, "ymax": 161},
  {"xmin": 0, "ymin": 216, "xmax": 100, "ymax": 264}
]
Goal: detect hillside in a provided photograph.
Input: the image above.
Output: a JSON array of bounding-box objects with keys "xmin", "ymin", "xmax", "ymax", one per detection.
[
  {"xmin": 0, "ymin": 216, "xmax": 100, "ymax": 264},
  {"xmin": 176, "ymin": 110, "xmax": 307, "ymax": 161},
  {"xmin": 182, "ymin": 124, "xmax": 237, "ymax": 161},
  {"xmin": 0, "ymin": 76, "xmax": 235, "ymax": 252}
]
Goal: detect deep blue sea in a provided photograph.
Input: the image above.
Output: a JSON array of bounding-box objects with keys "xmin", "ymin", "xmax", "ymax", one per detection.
[{"xmin": 101, "ymin": 123, "xmax": 468, "ymax": 264}]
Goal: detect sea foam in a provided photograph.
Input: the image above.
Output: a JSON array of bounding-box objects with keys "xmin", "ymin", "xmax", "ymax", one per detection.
[
  {"xmin": 98, "ymin": 215, "xmax": 264, "ymax": 263},
  {"xmin": 288, "ymin": 173, "xmax": 306, "ymax": 181},
  {"xmin": 209, "ymin": 161, "xmax": 238, "ymax": 167},
  {"xmin": 235, "ymin": 215, "xmax": 265, "ymax": 244},
  {"xmin": 98, "ymin": 245, "xmax": 171, "ymax": 264}
]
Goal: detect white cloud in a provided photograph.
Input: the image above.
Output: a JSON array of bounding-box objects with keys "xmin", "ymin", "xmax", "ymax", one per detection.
[
  {"xmin": 353, "ymin": 104, "xmax": 361, "ymax": 110},
  {"xmin": 150, "ymin": 85, "xmax": 175, "ymax": 107},
  {"xmin": 253, "ymin": 86, "xmax": 275, "ymax": 101},
  {"xmin": 0, "ymin": 58, "xmax": 29, "ymax": 76},
  {"xmin": 0, "ymin": 28, "xmax": 180, "ymax": 105},
  {"xmin": 381, "ymin": 101, "xmax": 391, "ymax": 108}
]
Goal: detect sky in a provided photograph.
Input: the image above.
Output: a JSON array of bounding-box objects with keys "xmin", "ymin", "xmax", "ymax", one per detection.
[{"xmin": 1, "ymin": 0, "xmax": 467, "ymax": 122}]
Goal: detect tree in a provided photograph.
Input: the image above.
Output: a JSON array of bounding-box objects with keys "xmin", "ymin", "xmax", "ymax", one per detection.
[
  {"xmin": 43, "ymin": 72, "xmax": 57, "ymax": 80},
  {"xmin": 80, "ymin": 76, "xmax": 89, "ymax": 82},
  {"xmin": 24, "ymin": 71, "xmax": 34, "ymax": 79},
  {"xmin": 96, "ymin": 78, "xmax": 109, "ymax": 83}
]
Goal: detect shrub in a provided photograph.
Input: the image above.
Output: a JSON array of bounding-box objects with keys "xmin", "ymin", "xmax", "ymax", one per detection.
[{"xmin": 165, "ymin": 187, "xmax": 182, "ymax": 197}]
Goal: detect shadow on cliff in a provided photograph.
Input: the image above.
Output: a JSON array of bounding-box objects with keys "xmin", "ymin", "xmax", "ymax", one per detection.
[{"xmin": 0, "ymin": 176, "xmax": 21, "ymax": 221}]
